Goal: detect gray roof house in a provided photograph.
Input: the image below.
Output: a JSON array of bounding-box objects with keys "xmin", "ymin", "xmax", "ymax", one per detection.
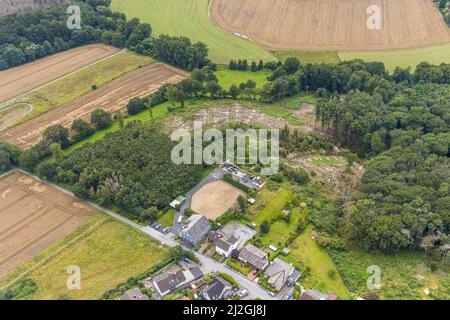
[
  {"xmin": 180, "ymin": 214, "xmax": 211, "ymax": 247},
  {"xmin": 203, "ymin": 277, "xmax": 231, "ymax": 300},
  {"xmin": 264, "ymin": 258, "xmax": 295, "ymax": 291},
  {"xmin": 209, "ymin": 230, "xmax": 239, "ymax": 257},
  {"xmin": 120, "ymin": 288, "xmax": 148, "ymax": 300},
  {"xmin": 153, "ymin": 268, "xmax": 186, "ymax": 297},
  {"xmin": 238, "ymin": 244, "xmax": 269, "ymax": 270}
]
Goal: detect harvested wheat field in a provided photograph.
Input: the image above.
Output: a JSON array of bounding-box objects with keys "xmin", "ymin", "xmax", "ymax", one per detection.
[
  {"xmin": 0, "ymin": 44, "xmax": 120, "ymax": 103},
  {"xmin": 0, "ymin": 171, "xmax": 95, "ymax": 278},
  {"xmin": 211, "ymin": 0, "xmax": 450, "ymax": 51},
  {"xmin": 191, "ymin": 180, "xmax": 246, "ymax": 219},
  {"xmin": 0, "ymin": 63, "xmax": 188, "ymax": 149}
]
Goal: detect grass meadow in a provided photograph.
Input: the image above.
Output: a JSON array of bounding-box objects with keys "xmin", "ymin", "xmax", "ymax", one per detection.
[{"xmin": 0, "ymin": 214, "xmax": 170, "ymax": 300}]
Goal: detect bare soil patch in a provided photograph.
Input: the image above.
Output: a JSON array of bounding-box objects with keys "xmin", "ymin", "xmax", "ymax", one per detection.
[
  {"xmin": 170, "ymin": 102, "xmax": 289, "ymax": 130},
  {"xmin": 211, "ymin": 0, "xmax": 450, "ymax": 51},
  {"xmin": 0, "ymin": 63, "xmax": 188, "ymax": 149},
  {"xmin": 0, "ymin": 171, "xmax": 95, "ymax": 278},
  {"xmin": 0, "ymin": 44, "xmax": 119, "ymax": 104},
  {"xmin": 191, "ymin": 180, "xmax": 246, "ymax": 219}
]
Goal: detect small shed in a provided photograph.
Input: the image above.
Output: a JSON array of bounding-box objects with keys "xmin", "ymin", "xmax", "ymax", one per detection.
[{"xmin": 170, "ymin": 195, "xmax": 186, "ymax": 209}]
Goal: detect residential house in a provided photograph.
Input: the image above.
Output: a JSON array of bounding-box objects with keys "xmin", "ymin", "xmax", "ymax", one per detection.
[
  {"xmin": 300, "ymin": 289, "xmax": 339, "ymax": 300},
  {"xmin": 120, "ymin": 288, "xmax": 148, "ymax": 300},
  {"xmin": 203, "ymin": 277, "xmax": 232, "ymax": 300},
  {"xmin": 153, "ymin": 267, "xmax": 186, "ymax": 297},
  {"xmin": 180, "ymin": 214, "xmax": 211, "ymax": 247},
  {"xmin": 208, "ymin": 230, "xmax": 240, "ymax": 257},
  {"xmin": 264, "ymin": 258, "xmax": 295, "ymax": 291},
  {"xmin": 238, "ymin": 244, "xmax": 269, "ymax": 270}
]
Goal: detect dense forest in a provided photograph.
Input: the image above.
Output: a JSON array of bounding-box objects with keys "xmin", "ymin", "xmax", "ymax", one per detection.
[
  {"xmin": 0, "ymin": 0, "xmax": 210, "ymax": 70},
  {"xmin": 41, "ymin": 125, "xmax": 204, "ymax": 221}
]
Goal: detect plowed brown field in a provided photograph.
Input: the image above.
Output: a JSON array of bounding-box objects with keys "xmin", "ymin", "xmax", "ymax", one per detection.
[
  {"xmin": 0, "ymin": 63, "xmax": 188, "ymax": 149},
  {"xmin": 0, "ymin": 44, "xmax": 120, "ymax": 103},
  {"xmin": 210, "ymin": 0, "xmax": 450, "ymax": 51},
  {"xmin": 0, "ymin": 171, "xmax": 95, "ymax": 278}
]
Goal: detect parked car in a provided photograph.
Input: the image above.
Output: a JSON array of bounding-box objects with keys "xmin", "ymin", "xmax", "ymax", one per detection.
[{"xmin": 177, "ymin": 216, "xmax": 183, "ymax": 224}]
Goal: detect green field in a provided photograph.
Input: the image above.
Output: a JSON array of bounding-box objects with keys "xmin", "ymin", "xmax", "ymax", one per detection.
[
  {"xmin": 283, "ymin": 226, "xmax": 350, "ymax": 299},
  {"xmin": 339, "ymin": 43, "xmax": 450, "ymax": 73},
  {"xmin": 273, "ymin": 50, "xmax": 341, "ymax": 64},
  {"xmin": 110, "ymin": 0, "xmax": 275, "ymax": 64},
  {"xmin": 215, "ymin": 67, "xmax": 271, "ymax": 89},
  {"xmin": 0, "ymin": 51, "xmax": 153, "ymax": 126},
  {"xmin": 0, "ymin": 214, "xmax": 170, "ymax": 300}
]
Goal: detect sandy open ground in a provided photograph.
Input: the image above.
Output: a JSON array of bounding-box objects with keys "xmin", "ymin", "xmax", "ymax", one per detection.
[
  {"xmin": 0, "ymin": 63, "xmax": 188, "ymax": 149},
  {"xmin": 211, "ymin": 0, "xmax": 450, "ymax": 51},
  {"xmin": 0, "ymin": 44, "xmax": 120, "ymax": 104},
  {"xmin": 0, "ymin": 171, "xmax": 95, "ymax": 278},
  {"xmin": 191, "ymin": 180, "xmax": 246, "ymax": 219}
]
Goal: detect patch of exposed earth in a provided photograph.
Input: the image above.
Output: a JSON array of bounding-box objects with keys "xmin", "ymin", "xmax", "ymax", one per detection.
[{"xmin": 169, "ymin": 102, "xmax": 290, "ymax": 130}]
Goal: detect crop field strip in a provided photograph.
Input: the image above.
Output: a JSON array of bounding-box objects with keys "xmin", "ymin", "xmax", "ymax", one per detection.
[
  {"xmin": 0, "ymin": 63, "xmax": 188, "ymax": 149},
  {"xmin": 0, "ymin": 172, "xmax": 95, "ymax": 278}
]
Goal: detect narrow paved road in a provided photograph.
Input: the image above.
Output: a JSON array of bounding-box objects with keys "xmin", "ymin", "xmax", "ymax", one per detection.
[{"xmin": 10, "ymin": 169, "xmax": 275, "ymax": 300}]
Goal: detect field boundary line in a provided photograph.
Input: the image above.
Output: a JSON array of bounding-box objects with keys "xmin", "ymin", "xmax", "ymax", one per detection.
[
  {"xmin": 0, "ymin": 217, "xmax": 107, "ymax": 290},
  {"xmin": 0, "ymin": 49, "xmax": 127, "ymax": 111}
]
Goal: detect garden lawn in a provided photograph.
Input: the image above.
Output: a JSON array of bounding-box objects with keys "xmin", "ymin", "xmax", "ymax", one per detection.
[
  {"xmin": 0, "ymin": 213, "xmax": 170, "ymax": 300},
  {"xmin": 283, "ymin": 225, "xmax": 350, "ymax": 299},
  {"xmin": 259, "ymin": 208, "xmax": 301, "ymax": 248},
  {"xmin": 248, "ymin": 187, "xmax": 294, "ymax": 227},
  {"xmin": 157, "ymin": 209, "xmax": 176, "ymax": 227},
  {"xmin": 227, "ymin": 258, "xmax": 253, "ymax": 276}
]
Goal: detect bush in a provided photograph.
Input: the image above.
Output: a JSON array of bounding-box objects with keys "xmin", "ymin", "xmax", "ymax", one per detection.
[
  {"xmin": 218, "ymin": 273, "xmax": 238, "ymax": 288},
  {"xmin": 43, "ymin": 125, "xmax": 70, "ymax": 148},
  {"xmin": 223, "ymin": 174, "xmax": 251, "ymax": 193},
  {"xmin": 19, "ymin": 150, "xmax": 39, "ymax": 172},
  {"xmin": 37, "ymin": 162, "xmax": 56, "ymax": 180},
  {"xmin": 71, "ymin": 119, "xmax": 95, "ymax": 142},
  {"xmin": 260, "ymin": 220, "xmax": 271, "ymax": 234}
]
